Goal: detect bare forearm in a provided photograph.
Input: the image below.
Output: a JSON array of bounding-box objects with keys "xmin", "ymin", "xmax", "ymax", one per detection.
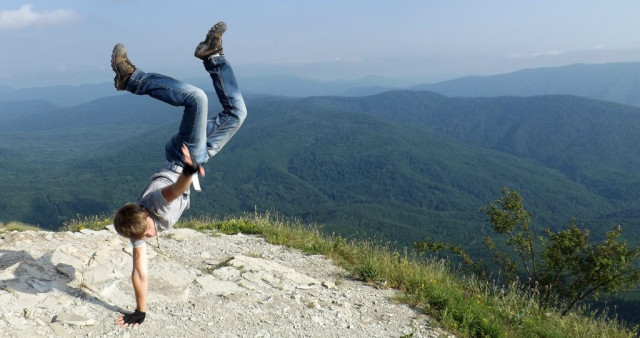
[
  {"xmin": 132, "ymin": 246, "xmax": 148, "ymax": 312},
  {"xmin": 161, "ymin": 143, "xmax": 203, "ymax": 202},
  {"xmin": 132, "ymin": 272, "xmax": 148, "ymax": 312},
  {"xmin": 161, "ymin": 173, "xmax": 192, "ymax": 202}
]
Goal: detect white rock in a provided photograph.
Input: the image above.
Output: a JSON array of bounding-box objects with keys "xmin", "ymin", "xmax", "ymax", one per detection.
[
  {"xmin": 166, "ymin": 228, "xmax": 202, "ymax": 242},
  {"xmin": 51, "ymin": 244, "xmax": 91, "ymax": 272},
  {"xmin": 212, "ymin": 266, "xmax": 241, "ymax": 280},
  {"xmin": 322, "ymin": 281, "xmax": 337, "ymax": 290},
  {"xmin": 0, "ymin": 228, "xmax": 443, "ymax": 337},
  {"xmin": 196, "ymin": 275, "xmax": 241, "ymax": 295},
  {"xmin": 79, "ymin": 228, "xmax": 99, "ymax": 235},
  {"xmin": 53, "ymin": 312, "xmax": 95, "ymax": 326},
  {"xmin": 230, "ymin": 255, "xmax": 320, "ymax": 287},
  {"xmin": 4, "ymin": 311, "xmax": 29, "ymax": 328}
]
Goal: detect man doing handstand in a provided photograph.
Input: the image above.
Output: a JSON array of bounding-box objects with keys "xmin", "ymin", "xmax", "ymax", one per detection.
[{"xmin": 110, "ymin": 21, "xmax": 247, "ymax": 328}]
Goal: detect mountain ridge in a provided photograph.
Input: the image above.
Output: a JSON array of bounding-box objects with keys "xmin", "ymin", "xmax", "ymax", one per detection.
[
  {"xmin": 415, "ymin": 62, "xmax": 640, "ymax": 106},
  {"xmin": 3, "ymin": 62, "xmax": 640, "ymax": 106}
]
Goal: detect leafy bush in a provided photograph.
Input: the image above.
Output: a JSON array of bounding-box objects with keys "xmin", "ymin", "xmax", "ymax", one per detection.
[{"xmin": 416, "ymin": 187, "xmax": 640, "ymax": 317}]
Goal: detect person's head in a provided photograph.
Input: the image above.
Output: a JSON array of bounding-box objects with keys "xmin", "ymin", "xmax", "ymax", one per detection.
[{"xmin": 113, "ymin": 203, "xmax": 157, "ymax": 240}]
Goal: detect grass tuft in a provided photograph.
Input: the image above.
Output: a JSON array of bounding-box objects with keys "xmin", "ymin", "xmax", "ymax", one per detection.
[
  {"xmin": 60, "ymin": 214, "xmax": 112, "ymax": 232},
  {"xmin": 0, "ymin": 221, "xmax": 43, "ymax": 232}
]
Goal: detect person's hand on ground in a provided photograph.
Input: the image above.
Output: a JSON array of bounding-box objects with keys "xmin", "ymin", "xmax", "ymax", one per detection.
[{"xmin": 114, "ymin": 309, "xmax": 146, "ymax": 329}]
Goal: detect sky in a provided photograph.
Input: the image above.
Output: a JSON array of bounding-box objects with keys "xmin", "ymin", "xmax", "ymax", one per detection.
[{"xmin": 2, "ymin": 1, "xmax": 640, "ymax": 88}]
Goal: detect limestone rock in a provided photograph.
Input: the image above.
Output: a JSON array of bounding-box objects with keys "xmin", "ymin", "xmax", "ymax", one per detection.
[
  {"xmin": 53, "ymin": 312, "xmax": 94, "ymax": 326},
  {"xmin": 0, "ymin": 229, "xmax": 446, "ymax": 337},
  {"xmin": 195, "ymin": 275, "xmax": 241, "ymax": 295}
]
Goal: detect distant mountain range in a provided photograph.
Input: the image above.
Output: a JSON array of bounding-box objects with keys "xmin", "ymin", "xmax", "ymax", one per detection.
[
  {"xmin": 5, "ymin": 62, "xmax": 640, "ymax": 107},
  {"xmin": 0, "ymin": 83, "xmax": 117, "ymax": 107},
  {"xmin": 2, "ymin": 88, "xmax": 640, "ymax": 249},
  {"xmin": 0, "ymin": 75, "xmax": 402, "ymax": 106},
  {"xmin": 415, "ymin": 62, "xmax": 640, "ymax": 107},
  {"xmin": 3, "ymin": 61, "xmax": 640, "ymax": 245}
]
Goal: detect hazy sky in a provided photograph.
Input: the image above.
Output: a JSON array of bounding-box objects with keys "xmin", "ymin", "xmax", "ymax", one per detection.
[{"xmin": 2, "ymin": 1, "xmax": 640, "ymax": 88}]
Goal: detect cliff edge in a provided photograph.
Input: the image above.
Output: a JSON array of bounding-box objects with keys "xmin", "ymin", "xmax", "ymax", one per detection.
[{"xmin": 0, "ymin": 227, "xmax": 450, "ymax": 337}]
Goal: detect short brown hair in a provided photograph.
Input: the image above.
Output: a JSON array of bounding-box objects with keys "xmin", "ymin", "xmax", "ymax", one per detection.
[{"xmin": 114, "ymin": 203, "xmax": 147, "ymax": 240}]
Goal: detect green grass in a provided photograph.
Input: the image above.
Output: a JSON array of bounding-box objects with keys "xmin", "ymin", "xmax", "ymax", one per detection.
[
  {"xmin": 175, "ymin": 213, "xmax": 637, "ymax": 337},
  {"xmin": 59, "ymin": 214, "xmax": 112, "ymax": 232},
  {"xmin": 32, "ymin": 213, "xmax": 640, "ymax": 337},
  {"xmin": 0, "ymin": 221, "xmax": 42, "ymax": 232}
]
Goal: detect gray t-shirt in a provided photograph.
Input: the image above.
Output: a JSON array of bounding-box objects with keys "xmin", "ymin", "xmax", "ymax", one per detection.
[{"xmin": 130, "ymin": 168, "xmax": 191, "ymax": 247}]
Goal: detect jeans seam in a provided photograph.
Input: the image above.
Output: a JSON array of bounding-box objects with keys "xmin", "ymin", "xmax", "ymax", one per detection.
[{"xmin": 208, "ymin": 73, "xmax": 242, "ymax": 136}]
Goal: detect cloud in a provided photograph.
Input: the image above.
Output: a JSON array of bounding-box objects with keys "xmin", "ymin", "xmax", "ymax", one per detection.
[
  {"xmin": 508, "ymin": 45, "xmax": 621, "ymax": 60},
  {"xmin": 0, "ymin": 4, "xmax": 79, "ymax": 31},
  {"xmin": 329, "ymin": 57, "xmax": 363, "ymax": 63},
  {"xmin": 509, "ymin": 50, "xmax": 565, "ymax": 59}
]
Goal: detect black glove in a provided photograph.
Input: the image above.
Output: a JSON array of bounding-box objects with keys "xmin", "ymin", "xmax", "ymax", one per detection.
[
  {"xmin": 182, "ymin": 162, "xmax": 200, "ymax": 176},
  {"xmin": 122, "ymin": 309, "xmax": 146, "ymax": 326}
]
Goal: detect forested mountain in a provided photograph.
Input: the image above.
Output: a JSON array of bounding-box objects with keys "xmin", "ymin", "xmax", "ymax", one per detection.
[
  {"xmin": 415, "ymin": 62, "xmax": 640, "ymax": 106},
  {"xmin": 2, "ymin": 90, "xmax": 640, "ymax": 250},
  {"xmin": 0, "ymin": 100, "xmax": 58, "ymax": 122},
  {"xmin": 296, "ymin": 91, "xmax": 640, "ymax": 204}
]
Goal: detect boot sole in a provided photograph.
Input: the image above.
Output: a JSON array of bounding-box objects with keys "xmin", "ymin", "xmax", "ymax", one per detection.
[
  {"xmin": 111, "ymin": 43, "xmax": 127, "ymax": 72},
  {"xmin": 207, "ymin": 21, "xmax": 227, "ymax": 38},
  {"xmin": 195, "ymin": 21, "xmax": 227, "ymax": 58}
]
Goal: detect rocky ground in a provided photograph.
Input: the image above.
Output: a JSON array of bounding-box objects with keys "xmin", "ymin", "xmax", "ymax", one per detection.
[{"xmin": 0, "ymin": 226, "xmax": 452, "ymax": 337}]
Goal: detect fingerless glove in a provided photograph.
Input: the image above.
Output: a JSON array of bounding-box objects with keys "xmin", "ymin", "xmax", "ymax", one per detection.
[
  {"xmin": 122, "ymin": 309, "xmax": 146, "ymax": 326},
  {"xmin": 182, "ymin": 162, "xmax": 200, "ymax": 176}
]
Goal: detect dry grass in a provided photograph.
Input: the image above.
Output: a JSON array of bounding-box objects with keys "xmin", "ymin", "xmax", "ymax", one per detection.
[
  {"xmin": 0, "ymin": 221, "xmax": 42, "ymax": 232},
  {"xmin": 174, "ymin": 213, "xmax": 637, "ymax": 337}
]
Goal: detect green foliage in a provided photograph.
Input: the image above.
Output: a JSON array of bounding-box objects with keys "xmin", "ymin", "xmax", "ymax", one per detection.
[
  {"xmin": 417, "ymin": 188, "xmax": 640, "ymax": 318},
  {"xmin": 413, "ymin": 240, "xmax": 477, "ymax": 268},
  {"xmin": 480, "ymin": 187, "xmax": 538, "ymax": 281},
  {"xmin": 543, "ymin": 222, "xmax": 640, "ymax": 315},
  {"xmin": 60, "ymin": 214, "xmax": 113, "ymax": 232}
]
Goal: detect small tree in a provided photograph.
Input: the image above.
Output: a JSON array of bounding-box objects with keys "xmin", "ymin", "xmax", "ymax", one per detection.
[
  {"xmin": 414, "ymin": 187, "xmax": 640, "ymax": 315},
  {"xmin": 479, "ymin": 187, "xmax": 538, "ymax": 284},
  {"xmin": 542, "ymin": 221, "xmax": 640, "ymax": 315}
]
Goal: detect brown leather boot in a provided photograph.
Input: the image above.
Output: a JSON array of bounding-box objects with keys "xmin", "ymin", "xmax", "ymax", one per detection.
[
  {"xmin": 111, "ymin": 43, "xmax": 136, "ymax": 91},
  {"xmin": 194, "ymin": 21, "xmax": 227, "ymax": 60}
]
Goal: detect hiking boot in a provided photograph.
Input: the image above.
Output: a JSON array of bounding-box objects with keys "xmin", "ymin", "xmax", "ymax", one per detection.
[
  {"xmin": 194, "ymin": 21, "xmax": 227, "ymax": 60},
  {"xmin": 111, "ymin": 43, "xmax": 136, "ymax": 91}
]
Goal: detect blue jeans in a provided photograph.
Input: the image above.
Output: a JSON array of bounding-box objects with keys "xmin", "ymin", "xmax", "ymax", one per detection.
[{"xmin": 126, "ymin": 55, "xmax": 247, "ymax": 166}]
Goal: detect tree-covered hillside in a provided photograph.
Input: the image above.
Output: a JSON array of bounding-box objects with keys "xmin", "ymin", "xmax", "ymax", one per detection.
[
  {"xmin": 295, "ymin": 91, "xmax": 640, "ymax": 204},
  {"xmin": 2, "ymin": 90, "xmax": 640, "ymax": 249}
]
